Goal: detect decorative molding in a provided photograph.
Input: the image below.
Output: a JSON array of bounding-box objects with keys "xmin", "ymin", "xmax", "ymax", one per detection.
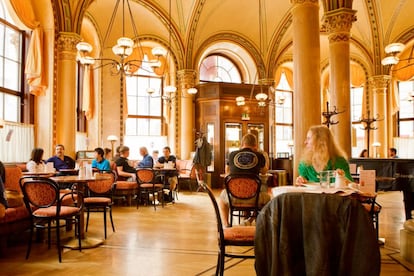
[
  {"xmin": 369, "ymin": 75, "xmax": 391, "ymax": 92},
  {"xmin": 322, "ymin": 8, "xmax": 357, "ymax": 35},
  {"xmin": 177, "ymin": 69, "xmax": 197, "ymax": 90},
  {"xmin": 290, "ymin": 0, "xmax": 319, "ymax": 6},
  {"xmin": 365, "ymin": 0, "xmax": 383, "ymax": 75},
  {"xmin": 328, "ymin": 33, "xmax": 351, "ymax": 43},
  {"xmin": 185, "ymin": 0, "xmax": 207, "ymax": 69}
]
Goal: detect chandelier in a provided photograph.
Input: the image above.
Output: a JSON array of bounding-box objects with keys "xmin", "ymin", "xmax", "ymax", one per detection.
[
  {"xmin": 76, "ymin": 0, "xmax": 167, "ymax": 76},
  {"xmin": 381, "ymin": 42, "xmax": 414, "ymax": 70}
]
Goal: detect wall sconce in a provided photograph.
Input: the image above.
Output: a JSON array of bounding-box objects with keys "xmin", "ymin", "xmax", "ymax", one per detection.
[{"xmin": 107, "ymin": 135, "xmax": 118, "ymax": 158}]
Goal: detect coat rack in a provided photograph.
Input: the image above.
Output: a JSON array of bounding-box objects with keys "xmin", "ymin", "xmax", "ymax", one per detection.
[
  {"xmin": 357, "ymin": 110, "xmax": 382, "ymax": 157},
  {"xmin": 322, "ymin": 101, "xmax": 343, "ymax": 128}
]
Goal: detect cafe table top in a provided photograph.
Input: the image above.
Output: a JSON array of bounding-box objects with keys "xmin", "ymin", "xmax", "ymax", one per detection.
[{"xmin": 50, "ymin": 174, "xmax": 110, "ymax": 183}]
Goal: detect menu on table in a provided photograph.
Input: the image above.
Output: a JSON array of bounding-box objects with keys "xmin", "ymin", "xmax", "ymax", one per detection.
[{"xmin": 359, "ymin": 170, "xmax": 376, "ymax": 194}]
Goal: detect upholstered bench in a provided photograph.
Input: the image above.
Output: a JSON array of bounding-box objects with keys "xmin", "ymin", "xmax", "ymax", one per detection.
[{"xmin": 0, "ymin": 165, "xmax": 31, "ymax": 255}]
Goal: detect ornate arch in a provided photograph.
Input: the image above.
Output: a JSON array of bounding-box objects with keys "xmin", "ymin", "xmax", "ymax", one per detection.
[{"xmin": 193, "ymin": 32, "xmax": 265, "ymax": 80}]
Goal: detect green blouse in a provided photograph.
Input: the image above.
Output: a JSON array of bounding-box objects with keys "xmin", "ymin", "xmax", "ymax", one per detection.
[{"xmin": 298, "ymin": 157, "xmax": 353, "ymax": 183}]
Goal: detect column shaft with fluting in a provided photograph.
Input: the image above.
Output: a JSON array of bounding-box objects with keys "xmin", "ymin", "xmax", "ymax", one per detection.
[
  {"xmin": 55, "ymin": 32, "xmax": 80, "ymax": 158},
  {"xmin": 177, "ymin": 69, "xmax": 197, "ymax": 160},
  {"xmin": 324, "ymin": 8, "xmax": 356, "ymax": 157},
  {"xmin": 370, "ymin": 75, "xmax": 391, "ymax": 158},
  {"xmin": 291, "ymin": 0, "xmax": 321, "ymax": 179}
]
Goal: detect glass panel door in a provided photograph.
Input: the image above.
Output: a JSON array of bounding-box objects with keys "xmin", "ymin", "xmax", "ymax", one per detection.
[
  {"xmin": 248, "ymin": 123, "xmax": 265, "ymax": 151},
  {"xmin": 225, "ymin": 123, "xmax": 242, "ymax": 167}
]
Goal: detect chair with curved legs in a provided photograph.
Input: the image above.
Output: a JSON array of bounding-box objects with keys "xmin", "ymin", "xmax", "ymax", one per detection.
[
  {"xmin": 19, "ymin": 177, "xmax": 83, "ymax": 262},
  {"xmin": 224, "ymin": 174, "xmax": 262, "ymax": 226},
  {"xmin": 136, "ymin": 169, "xmax": 164, "ymax": 210},
  {"xmin": 85, "ymin": 172, "xmax": 116, "ymax": 239},
  {"xmin": 200, "ymin": 182, "xmax": 255, "ymax": 276}
]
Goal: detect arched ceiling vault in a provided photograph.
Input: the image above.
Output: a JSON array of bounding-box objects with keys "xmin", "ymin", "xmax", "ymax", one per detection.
[{"xmin": 57, "ymin": 0, "xmax": 414, "ymax": 81}]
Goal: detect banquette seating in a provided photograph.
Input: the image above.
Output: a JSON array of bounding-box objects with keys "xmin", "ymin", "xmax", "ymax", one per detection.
[{"xmin": 0, "ymin": 165, "xmax": 31, "ymax": 255}]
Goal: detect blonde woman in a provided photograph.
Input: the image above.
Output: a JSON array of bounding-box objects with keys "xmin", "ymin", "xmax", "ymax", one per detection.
[{"xmin": 296, "ymin": 125, "xmax": 353, "ymax": 185}]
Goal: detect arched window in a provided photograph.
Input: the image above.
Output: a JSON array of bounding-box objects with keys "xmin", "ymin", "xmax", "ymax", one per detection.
[
  {"xmin": 199, "ymin": 55, "xmax": 242, "ymax": 83},
  {"xmin": 0, "ymin": 2, "xmax": 24, "ymax": 122},
  {"xmin": 395, "ymin": 80, "xmax": 414, "ymax": 157}
]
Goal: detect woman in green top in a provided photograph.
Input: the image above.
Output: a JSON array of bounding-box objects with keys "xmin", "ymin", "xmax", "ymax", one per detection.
[{"xmin": 296, "ymin": 125, "xmax": 353, "ymax": 184}]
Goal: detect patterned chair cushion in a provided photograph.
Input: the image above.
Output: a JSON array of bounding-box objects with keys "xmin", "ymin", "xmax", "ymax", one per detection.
[
  {"xmin": 33, "ymin": 206, "xmax": 80, "ymax": 217},
  {"xmin": 84, "ymin": 197, "xmax": 111, "ymax": 204},
  {"xmin": 116, "ymin": 181, "xmax": 138, "ymax": 190},
  {"xmin": 228, "ymin": 178, "xmax": 259, "ymax": 199},
  {"xmin": 223, "ymin": 226, "xmax": 256, "ymax": 241}
]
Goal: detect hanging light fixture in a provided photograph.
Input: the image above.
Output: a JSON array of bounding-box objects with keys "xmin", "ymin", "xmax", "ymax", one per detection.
[
  {"xmin": 235, "ymin": 0, "xmax": 270, "ymax": 107},
  {"xmin": 382, "ymin": 42, "xmax": 414, "ymax": 70},
  {"xmin": 76, "ymin": 0, "xmax": 167, "ymax": 75}
]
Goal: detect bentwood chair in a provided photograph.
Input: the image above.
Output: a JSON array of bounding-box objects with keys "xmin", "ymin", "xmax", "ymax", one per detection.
[
  {"xmin": 19, "ymin": 177, "xmax": 83, "ymax": 262},
  {"xmin": 136, "ymin": 169, "xmax": 164, "ymax": 210},
  {"xmin": 224, "ymin": 174, "xmax": 262, "ymax": 226},
  {"xmin": 85, "ymin": 172, "xmax": 116, "ymax": 239},
  {"xmin": 200, "ymin": 182, "xmax": 255, "ymax": 276}
]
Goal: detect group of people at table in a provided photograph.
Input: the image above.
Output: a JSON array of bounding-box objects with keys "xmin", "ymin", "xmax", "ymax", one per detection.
[
  {"xmin": 218, "ymin": 124, "xmax": 355, "ymax": 227},
  {"xmin": 24, "ymin": 144, "xmax": 179, "ymax": 202}
]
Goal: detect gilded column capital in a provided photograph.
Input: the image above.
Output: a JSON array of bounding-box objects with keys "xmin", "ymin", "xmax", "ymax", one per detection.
[
  {"xmin": 369, "ymin": 75, "xmax": 391, "ymax": 92},
  {"xmin": 323, "ymin": 8, "xmax": 356, "ymax": 42},
  {"xmin": 177, "ymin": 69, "xmax": 197, "ymax": 90},
  {"xmin": 57, "ymin": 32, "xmax": 81, "ymax": 60}
]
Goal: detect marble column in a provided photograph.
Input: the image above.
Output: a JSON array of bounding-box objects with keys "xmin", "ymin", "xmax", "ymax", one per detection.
[
  {"xmin": 56, "ymin": 32, "xmax": 80, "ymax": 158},
  {"xmin": 323, "ymin": 8, "xmax": 356, "ymax": 157},
  {"xmin": 177, "ymin": 69, "xmax": 197, "ymax": 160},
  {"xmin": 291, "ymin": 0, "xmax": 321, "ymax": 179},
  {"xmin": 369, "ymin": 75, "xmax": 391, "ymax": 158}
]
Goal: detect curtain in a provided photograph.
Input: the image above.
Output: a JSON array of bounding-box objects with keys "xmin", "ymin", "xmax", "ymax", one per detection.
[
  {"xmin": 10, "ymin": 0, "xmax": 46, "ymax": 96},
  {"xmin": 389, "ymin": 47, "xmax": 414, "ymax": 114},
  {"xmin": 274, "ymin": 67, "xmax": 293, "ymax": 89},
  {"xmin": 0, "ymin": 122, "xmax": 34, "ymax": 162},
  {"xmin": 82, "ymin": 66, "xmax": 95, "ymax": 120}
]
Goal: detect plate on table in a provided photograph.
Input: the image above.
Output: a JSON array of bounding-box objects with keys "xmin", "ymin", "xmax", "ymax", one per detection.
[{"xmin": 302, "ymin": 183, "xmax": 321, "ymax": 189}]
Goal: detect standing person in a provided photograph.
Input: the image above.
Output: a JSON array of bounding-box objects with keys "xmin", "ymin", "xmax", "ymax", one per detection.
[
  {"xmin": 296, "ymin": 125, "xmax": 353, "ymax": 185},
  {"xmin": 115, "ymin": 146, "xmax": 136, "ymax": 181},
  {"xmin": 136, "ymin": 147, "xmax": 154, "ymax": 168},
  {"xmin": 46, "ymin": 144, "xmax": 76, "ymax": 172},
  {"xmin": 218, "ymin": 133, "xmax": 270, "ymax": 227},
  {"xmin": 155, "ymin": 146, "xmax": 178, "ymax": 201},
  {"xmin": 92, "ymin": 147, "xmax": 111, "ymax": 172},
  {"xmin": 26, "ymin": 148, "xmax": 45, "ymax": 172},
  {"xmin": 388, "ymin": 147, "xmax": 398, "ymax": 158}
]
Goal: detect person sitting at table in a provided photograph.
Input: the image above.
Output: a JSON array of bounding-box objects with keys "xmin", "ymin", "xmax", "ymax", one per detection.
[
  {"xmin": 92, "ymin": 147, "xmax": 111, "ymax": 172},
  {"xmin": 359, "ymin": 149, "xmax": 368, "ymax": 158},
  {"xmin": 26, "ymin": 148, "xmax": 45, "ymax": 172},
  {"xmin": 104, "ymin": 148, "xmax": 112, "ymax": 160},
  {"xmin": 46, "ymin": 144, "xmax": 76, "ymax": 172},
  {"xmin": 136, "ymin": 147, "xmax": 154, "ymax": 168},
  {"xmin": 388, "ymin": 147, "xmax": 398, "ymax": 158},
  {"xmin": 155, "ymin": 146, "xmax": 178, "ymax": 201},
  {"xmin": 296, "ymin": 125, "xmax": 353, "ymax": 185},
  {"xmin": 115, "ymin": 146, "xmax": 136, "ymax": 181},
  {"xmin": 152, "ymin": 150, "xmax": 159, "ymax": 163},
  {"xmin": 218, "ymin": 133, "xmax": 270, "ymax": 227}
]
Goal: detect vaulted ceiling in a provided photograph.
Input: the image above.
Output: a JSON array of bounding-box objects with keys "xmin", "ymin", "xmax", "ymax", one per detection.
[{"xmin": 72, "ymin": 0, "xmax": 414, "ymax": 80}]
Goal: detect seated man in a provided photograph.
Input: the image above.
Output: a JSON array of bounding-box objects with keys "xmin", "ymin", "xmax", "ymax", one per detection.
[
  {"xmin": 136, "ymin": 147, "xmax": 154, "ymax": 168},
  {"xmin": 46, "ymin": 144, "xmax": 76, "ymax": 173},
  {"xmin": 155, "ymin": 146, "xmax": 178, "ymax": 201},
  {"xmin": 115, "ymin": 146, "xmax": 136, "ymax": 181},
  {"xmin": 92, "ymin": 147, "xmax": 111, "ymax": 172},
  {"xmin": 218, "ymin": 133, "xmax": 270, "ymax": 227}
]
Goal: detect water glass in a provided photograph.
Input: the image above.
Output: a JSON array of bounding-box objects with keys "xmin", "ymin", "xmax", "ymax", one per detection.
[{"xmin": 319, "ymin": 170, "xmax": 334, "ymax": 188}]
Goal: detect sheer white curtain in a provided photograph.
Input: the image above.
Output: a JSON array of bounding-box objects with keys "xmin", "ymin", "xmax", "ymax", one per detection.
[
  {"xmin": 393, "ymin": 137, "xmax": 414, "ymax": 158},
  {"xmin": 0, "ymin": 122, "xmax": 34, "ymax": 162}
]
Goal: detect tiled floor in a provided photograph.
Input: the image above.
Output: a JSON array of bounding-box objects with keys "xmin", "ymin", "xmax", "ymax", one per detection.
[{"xmin": 0, "ymin": 190, "xmax": 413, "ymax": 275}]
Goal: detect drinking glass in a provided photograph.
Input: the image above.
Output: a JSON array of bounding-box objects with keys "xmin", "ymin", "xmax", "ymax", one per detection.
[{"xmin": 319, "ymin": 170, "xmax": 335, "ymax": 188}]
